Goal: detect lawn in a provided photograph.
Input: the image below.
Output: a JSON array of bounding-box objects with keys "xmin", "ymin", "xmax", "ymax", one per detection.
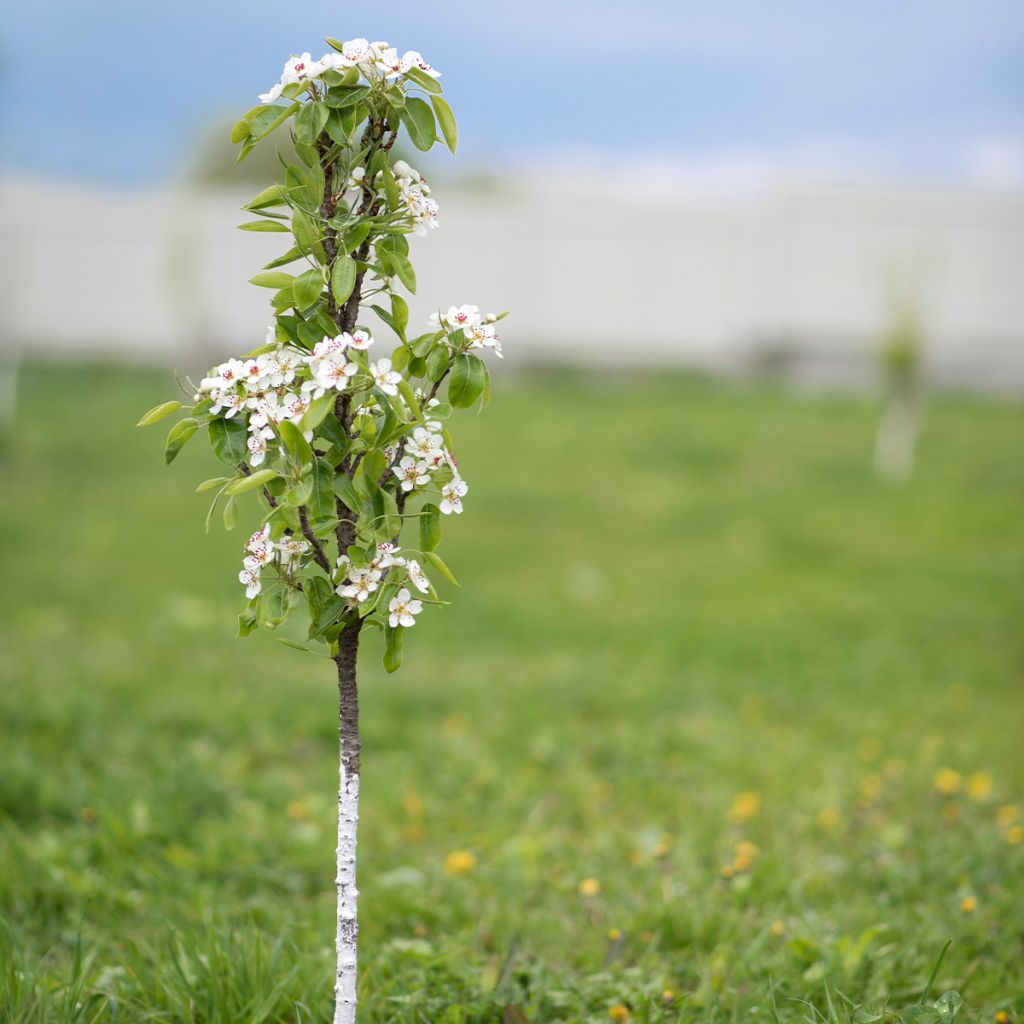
[{"xmin": 1, "ymin": 362, "xmax": 1022, "ymax": 1023}]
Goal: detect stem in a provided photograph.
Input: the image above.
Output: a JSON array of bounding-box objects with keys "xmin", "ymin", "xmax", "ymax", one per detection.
[{"xmin": 333, "ymin": 623, "xmax": 361, "ymax": 1024}]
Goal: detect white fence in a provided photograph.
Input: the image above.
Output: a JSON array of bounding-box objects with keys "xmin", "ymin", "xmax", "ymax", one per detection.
[{"xmin": 2, "ymin": 176, "xmax": 1022, "ymax": 390}]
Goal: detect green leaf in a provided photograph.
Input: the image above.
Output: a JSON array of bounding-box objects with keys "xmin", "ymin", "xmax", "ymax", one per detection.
[
  {"xmin": 249, "ymin": 271, "xmax": 295, "ymax": 289},
  {"xmin": 243, "ymin": 184, "xmax": 287, "ymax": 211},
  {"xmin": 333, "ymin": 473, "xmax": 360, "ymax": 512},
  {"xmin": 423, "ymin": 550, "xmax": 460, "ymax": 587},
  {"xmin": 238, "ymin": 602, "xmax": 259, "ymax": 637},
  {"xmin": 196, "ymin": 476, "xmax": 230, "ymax": 493},
  {"xmin": 222, "ymin": 496, "xmax": 238, "ymax": 530},
  {"xmin": 430, "ymin": 95, "xmax": 458, "ymax": 154},
  {"xmin": 291, "ymin": 209, "xmax": 321, "ymax": 257},
  {"xmin": 137, "ymin": 400, "xmax": 182, "ymax": 427},
  {"xmin": 247, "ymin": 102, "xmax": 300, "ymax": 142},
  {"xmin": 400, "ymin": 97, "xmax": 437, "ymax": 151},
  {"xmin": 392, "ymin": 294, "xmax": 410, "ymax": 338},
  {"xmin": 277, "ymin": 637, "xmax": 321, "ymax": 655},
  {"xmin": 278, "ymin": 418, "xmax": 314, "ymax": 464},
  {"xmin": 342, "ymin": 221, "xmax": 373, "ymax": 254},
  {"xmin": 299, "ymin": 394, "xmax": 336, "ymax": 434},
  {"xmin": 383, "ymin": 626, "xmax": 404, "ymax": 673},
  {"xmin": 164, "ymin": 417, "xmax": 198, "ymax": 464},
  {"xmin": 264, "ymin": 246, "xmax": 305, "ymax": 270},
  {"xmin": 448, "ymin": 353, "xmax": 487, "ymax": 408},
  {"xmin": 225, "ymin": 468, "xmax": 279, "ymax": 495},
  {"xmin": 419, "ymin": 502, "xmax": 441, "ymax": 552},
  {"xmin": 425, "ymin": 345, "xmax": 449, "ymax": 382},
  {"xmin": 208, "ymin": 416, "xmax": 248, "ymax": 467},
  {"xmin": 293, "ymin": 99, "xmax": 330, "ymax": 146},
  {"xmin": 405, "ymin": 66, "xmax": 443, "ymax": 94},
  {"xmin": 310, "ymin": 458, "xmax": 335, "ymax": 522},
  {"xmin": 325, "ymin": 106, "xmax": 359, "ymax": 146},
  {"xmin": 238, "ymin": 220, "xmax": 290, "ymax": 233},
  {"xmin": 331, "ymin": 256, "xmax": 357, "ymax": 305},
  {"xmin": 325, "ymin": 84, "xmax": 370, "ymax": 109},
  {"xmin": 230, "ymin": 119, "xmax": 251, "ymax": 144},
  {"xmin": 292, "ymin": 268, "xmax": 324, "ymax": 310}
]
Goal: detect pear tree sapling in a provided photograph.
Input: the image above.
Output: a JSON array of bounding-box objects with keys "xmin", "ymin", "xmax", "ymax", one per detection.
[{"xmin": 139, "ymin": 37, "xmax": 506, "ymax": 1024}]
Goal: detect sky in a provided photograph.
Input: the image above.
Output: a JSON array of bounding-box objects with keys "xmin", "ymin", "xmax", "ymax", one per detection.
[{"xmin": 2, "ymin": 0, "xmax": 1023, "ymax": 190}]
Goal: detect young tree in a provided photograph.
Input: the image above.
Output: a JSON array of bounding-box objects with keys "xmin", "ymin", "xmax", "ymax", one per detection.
[{"xmin": 139, "ymin": 38, "xmax": 506, "ymax": 1023}]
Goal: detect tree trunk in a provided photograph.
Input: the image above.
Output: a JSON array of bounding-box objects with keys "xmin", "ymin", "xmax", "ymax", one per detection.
[{"xmin": 333, "ymin": 626, "xmax": 361, "ymax": 1024}]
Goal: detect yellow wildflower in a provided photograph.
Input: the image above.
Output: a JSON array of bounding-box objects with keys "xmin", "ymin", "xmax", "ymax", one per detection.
[
  {"xmin": 729, "ymin": 791, "xmax": 760, "ymax": 823},
  {"xmin": 961, "ymin": 896, "xmax": 977, "ymax": 913},
  {"xmin": 609, "ymin": 1005, "xmax": 630, "ymax": 1022},
  {"xmin": 967, "ymin": 773, "xmax": 993, "ymax": 801},
  {"xmin": 1007, "ymin": 825, "xmax": 1023, "ymax": 845},
  {"xmin": 578, "ymin": 877, "xmax": 600, "ymax": 897},
  {"xmin": 286, "ymin": 800, "xmax": 306, "ymax": 822},
  {"xmin": 817, "ymin": 807, "xmax": 840, "ymax": 830},
  {"xmin": 997, "ymin": 804, "xmax": 1019, "ymax": 827},
  {"xmin": 934, "ymin": 769, "xmax": 961, "ymax": 795},
  {"xmin": 444, "ymin": 850, "xmax": 476, "ymax": 876},
  {"xmin": 719, "ymin": 864, "xmax": 735, "ymax": 879},
  {"xmin": 734, "ymin": 839, "xmax": 760, "ymax": 860},
  {"xmin": 608, "ymin": 928, "xmax": 622, "ymax": 941},
  {"xmin": 770, "ymin": 920, "xmax": 785, "ymax": 937}
]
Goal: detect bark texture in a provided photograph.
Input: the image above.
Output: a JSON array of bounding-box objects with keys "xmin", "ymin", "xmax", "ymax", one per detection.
[{"xmin": 333, "ymin": 626, "xmax": 361, "ymax": 1024}]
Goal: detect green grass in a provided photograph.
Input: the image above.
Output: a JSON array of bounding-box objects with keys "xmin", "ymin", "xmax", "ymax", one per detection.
[{"xmin": 1, "ymin": 363, "xmax": 1022, "ymax": 1023}]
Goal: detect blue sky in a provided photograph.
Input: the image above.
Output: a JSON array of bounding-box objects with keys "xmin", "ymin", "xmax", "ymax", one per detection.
[{"xmin": 3, "ymin": 0, "xmax": 1023, "ymax": 187}]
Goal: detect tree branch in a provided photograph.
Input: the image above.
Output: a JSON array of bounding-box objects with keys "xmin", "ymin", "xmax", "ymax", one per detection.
[{"xmin": 298, "ymin": 505, "xmax": 333, "ymax": 575}]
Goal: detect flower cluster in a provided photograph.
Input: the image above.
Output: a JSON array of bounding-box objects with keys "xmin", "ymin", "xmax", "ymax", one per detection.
[
  {"xmin": 430, "ymin": 304, "xmax": 503, "ymax": 358},
  {"xmin": 189, "ymin": 303, "xmax": 501, "ymax": 607},
  {"xmin": 344, "ymin": 159, "xmax": 439, "ymax": 237},
  {"xmin": 334, "ymin": 543, "xmax": 431, "ymax": 627},
  {"xmin": 259, "ymin": 39, "xmax": 440, "ymax": 104},
  {"xmin": 238, "ymin": 525, "xmax": 310, "ymax": 598}
]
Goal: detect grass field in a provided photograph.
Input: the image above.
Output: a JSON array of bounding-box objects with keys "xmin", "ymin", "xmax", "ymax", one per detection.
[{"xmin": 1, "ymin": 363, "xmax": 1022, "ymax": 1023}]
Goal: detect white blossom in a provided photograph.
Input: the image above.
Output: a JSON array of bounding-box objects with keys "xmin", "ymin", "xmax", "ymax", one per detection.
[
  {"xmin": 338, "ymin": 568, "xmax": 380, "ymax": 603},
  {"xmin": 346, "ymin": 329, "xmax": 374, "ymax": 350},
  {"xmin": 393, "ymin": 456, "xmax": 430, "ymax": 492},
  {"xmin": 339, "ymin": 38, "xmax": 370, "ymax": 66},
  {"xmin": 247, "ymin": 432, "xmax": 268, "ymax": 467},
  {"xmin": 373, "ymin": 543, "xmax": 406, "ymax": 570},
  {"xmin": 303, "ymin": 351, "xmax": 358, "ymax": 399},
  {"xmin": 440, "ymin": 476, "xmax": 468, "ymax": 515},
  {"xmin": 430, "ymin": 305, "xmax": 480, "ymax": 331},
  {"xmin": 278, "ymin": 532, "xmax": 311, "ymax": 567},
  {"xmin": 466, "ymin": 321, "xmax": 503, "ymax": 358},
  {"xmin": 239, "ymin": 566, "xmax": 262, "ymax": 599},
  {"xmin": 375, "ymin": 47, "xmax": 410, "ymax": 80},
  {"xmin": 346, "ymin": 167, "xmax": 366, "ymax": 192},
  {"xmin": 388, "ymin": 588, "xmax": 423, "ymax": 628},
  {"xmin": 370, "ymin": 359, "xmax": 402, "ymax": 396},
  {"xmin": 401, "ymin": 51, "xmax": 441, "ymax": 79},
  {"xmin": 282, "ymin": 53, "xmax": 315, "ymax": 84},
  {"xmin": 405, "ymin": 427, "xmax": 445, "ymax": 462},
  {"xmin": 406, "ymin": 559, "xmax": 431, "ymax": 594},
  {"xmin": 213, "ymin": 388, "xmax": 246, "ymax": 418},
  {"xmin": 258, "ymin": 81, "xmax": 284, "ymax": 105}
]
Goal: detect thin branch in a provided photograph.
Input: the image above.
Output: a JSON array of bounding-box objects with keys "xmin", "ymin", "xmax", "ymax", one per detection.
[{"xmin": 298, "ymin": 505, "xmax": 333, "ymax": 575}]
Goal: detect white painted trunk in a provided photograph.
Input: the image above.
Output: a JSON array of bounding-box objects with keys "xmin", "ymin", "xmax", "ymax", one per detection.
[
  {"xmin": 333, "ymin": 755, "xmax": 360, "ymax": 1024},
  {"xmin": 874, "ymin": 396, "xmax": 920, "ymax": 484}
]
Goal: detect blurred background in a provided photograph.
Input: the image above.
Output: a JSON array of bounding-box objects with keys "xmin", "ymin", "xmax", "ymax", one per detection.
[
  {"xmin": 1, "ymin": 3, "xmax": 1022, "ymax": 1021},
  {"xmin": 2, "ymin": 0, "xmax": 1023, "ymax": 388}
]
